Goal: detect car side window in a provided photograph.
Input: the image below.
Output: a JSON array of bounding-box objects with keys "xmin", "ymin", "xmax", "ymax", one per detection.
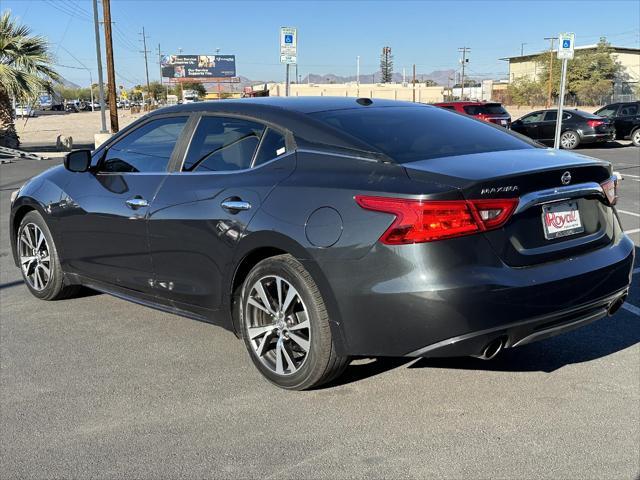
[
  {"xmin": 183, "ymin": 116, "xmax": 264, "ymax": 172},
  {"xmin": 100, "ymin": 116, "xmax": 188, "ymax": 173},
  {"xmin": 253, "ymin": 128, "xmax": 287, "ymax": 167},
  {"xmin": 620, "ymin": 104, "xmax": 638, "ymax": 116},
  {"xmin": 543, "ymin": 111, "xmax": 557, "ymax": 121},
  {"xmin": 521, "ymin": 112, "xmax": 544, "ymax": 124},
  {"xmin": 596, "ymin": 106, "xmax": 618, "ymax": 118}
]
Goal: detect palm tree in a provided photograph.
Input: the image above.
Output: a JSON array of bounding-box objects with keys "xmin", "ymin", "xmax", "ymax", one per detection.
[{"xmin": 0, "ymin": 10, "xmax": 59, "ymax": 148}]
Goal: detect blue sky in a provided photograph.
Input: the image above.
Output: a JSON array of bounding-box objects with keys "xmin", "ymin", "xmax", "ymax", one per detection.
[{"xmin": 3, "ymin": 0, "xmax": 640, "ymax": 87}]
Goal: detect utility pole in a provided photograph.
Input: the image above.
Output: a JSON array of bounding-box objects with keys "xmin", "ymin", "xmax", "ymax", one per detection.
[
  {"xmin": 520, "ymin": 43, "xmax": 527, "ymax": 56},
  {"xmin": 140, "ymin": 27, "xmax": 151, "ymax": 107},
  {"xmin": 157, "ymin": 43, "xmax": 163, "ymax": 95},
  {"xmin": 458, "ymin": 47, "xmax": 470, "ymax": 100},
  {"xmin": 544, "ymin": 36, "xmax": 556, "ymax": 108},
  {"xmin": 92, "ymin": 0, "xmax": 107, "ymax": 133},
  {"xmin": 412, "ymin": 64, "xmax": 416, "ymax": 102},
  {"xmin": 102, "ymin": 0, "xmax": 118, "ymax": 132}
]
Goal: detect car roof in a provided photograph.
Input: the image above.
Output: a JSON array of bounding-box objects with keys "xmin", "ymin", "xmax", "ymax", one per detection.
[{"xmin": 156, "ymin": 96, "xmax": 419, "ymax": 115}]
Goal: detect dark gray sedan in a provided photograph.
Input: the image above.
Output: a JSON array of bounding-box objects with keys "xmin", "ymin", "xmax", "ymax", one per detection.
[{"xmin": 10, "ymin": 97, "xmax": 634, "ymax": 389}]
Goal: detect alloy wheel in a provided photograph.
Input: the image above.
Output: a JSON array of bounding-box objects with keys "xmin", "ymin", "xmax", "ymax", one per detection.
[
  {"xmin": 560, "ymin": 132, "xmax": 578, "ymax": 149},
  {"xmin": 632, "ymin": 130, "xmax": 640, "ymax": 146},
  {"xmin": 18, "ymin": 223, "xmax": 51, "ymax": 291},
  {"xmin": 244, "ymin": 275, "xmax": 311, "ymax": 376}
]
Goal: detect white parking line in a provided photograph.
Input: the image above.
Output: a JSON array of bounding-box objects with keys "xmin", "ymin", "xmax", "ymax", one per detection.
[
  {"xmin": 624, "ymin": 228, "xmax": 640, "ymax": 235},
  {"xmin": 618, "ymin": 210, "xmax": 640, "ymax": 218},
  {"xmin": 622, "ymin": 174, "xmax": 640, "ymax": 179},
  {"xmin": 622, "ymin": 303, "xmax": 640, "ymax": 316}
]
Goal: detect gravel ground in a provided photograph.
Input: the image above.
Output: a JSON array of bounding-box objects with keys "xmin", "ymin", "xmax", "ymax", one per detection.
[{"xmin": 0, "ymin": 144, "xmax": 638, "ymax": 479}]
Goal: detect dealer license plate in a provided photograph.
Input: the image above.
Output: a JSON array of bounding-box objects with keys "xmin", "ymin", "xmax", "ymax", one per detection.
[{"xmin": 542, "ymin": 201, "xmax": 584, "ymax": 240}]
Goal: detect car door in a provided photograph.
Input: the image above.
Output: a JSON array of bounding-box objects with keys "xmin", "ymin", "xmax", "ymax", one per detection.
[
  {"xmin": 60, "ymin": 114, "xmax": 190, "ymax": 294},
  {"xmin": 147, "ymin": 114, "xmax": 295, "ymax": 316},
  {"xmin": 511, "ymin": 111, "xmax": 544, "ymax": 139},
  {"xmin": 616, "ymin": 103, "xmax": 638, "ymax": 138}
]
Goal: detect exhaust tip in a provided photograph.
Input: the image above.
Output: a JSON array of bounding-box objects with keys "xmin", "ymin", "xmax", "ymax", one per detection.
[
  {"xmin": 473, "ymin": 338, "xmax": 504, "ymax": 361},
  {"xmin": 608, "ymin": 295, "xmax": 627, "ymax": 316}
]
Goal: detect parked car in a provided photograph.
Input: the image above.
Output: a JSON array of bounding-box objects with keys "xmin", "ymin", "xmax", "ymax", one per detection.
[
  {"xmin": 434, "ymin": 101, "xmax": 511, "ymax": 127},
  {"xmin": 10, "ymin": 98, "xmax": 634, "ymax": 390},
  {"xmin": 594, "ymin": 101, "xmax": 640, "ymax": 147},
  {"xmin": 510, "ymin": 109, "xmax": 615, "ymax": 149},
  {"xmin": 14, "ymin": 105, "xmax": 36, "ymax": 118}
]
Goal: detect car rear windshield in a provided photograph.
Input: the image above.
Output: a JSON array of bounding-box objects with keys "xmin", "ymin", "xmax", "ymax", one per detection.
[
  {"xmin": 311, "ymin": 106, "xmax": 533, "ymax": 163},
  {"xmin": 462, "ymin": 104, "xmax": 508, "ymax": 115}
]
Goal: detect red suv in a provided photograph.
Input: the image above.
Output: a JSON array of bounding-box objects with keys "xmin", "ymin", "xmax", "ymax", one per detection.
[{"xmin": 434, "ymin": 101, "xmax": 511, "ymax": 127}]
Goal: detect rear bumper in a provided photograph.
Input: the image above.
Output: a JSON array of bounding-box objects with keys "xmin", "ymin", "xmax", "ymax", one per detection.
[
  {"xmin": 317, "ymin": 231, "xmax": 635, "ymax": 358},
  {"xmin": 406, "ymin": 287, "xmax": 628, "ymax": 357},
  {"xmin": 581, "ymin": 132, "xmax": 615, "ymax": 143}
]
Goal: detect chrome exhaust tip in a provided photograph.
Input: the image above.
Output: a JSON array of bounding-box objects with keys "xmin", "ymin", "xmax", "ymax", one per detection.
[
  {"xmin": 608, "ymin": 294, "xmax": 627, "ymax": 316},
  {"xmin": 473, "ymin": 338, "xmax": 504, "ymax": 361}
]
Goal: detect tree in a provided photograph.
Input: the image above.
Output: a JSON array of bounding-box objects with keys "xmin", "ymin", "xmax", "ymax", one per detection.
[
  {"xmin": 380, "ymin": 46, "xmax": 393, "ymax": 83},
  {"xmin": 0, "ymin": 11, "xmax": 59, "ymax": 147},
  {"xmin": 537, "ymin": 39, "xmax": 622, "ymax": 104},
  {"xmin": 507, "ymin": 77, "xmax": 546, "ymax": 107},
  {"xmin": 143, "ymin": 81, "xmax": 166, "ymax": 101},
  {"xmin": 424, "ymin": 79, "xmax": 438, "ymax": 87},
  {"xmin": 180, "ymin": 81, "xmax": 206, "ymax": 97}
]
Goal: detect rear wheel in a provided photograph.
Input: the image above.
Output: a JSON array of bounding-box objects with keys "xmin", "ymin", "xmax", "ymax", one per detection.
[
  {"xmin": 560, "ymin": 130, "xmax": 580, "ymax": 150},
  {"xmin": 631, "ymin": 128, "xmax": 640, "ymax": 147},
  {"xmin": 239, "ymin": 254, "xmax": 349, "ymax": 390},
  {"xmin": 17, "ymin": 211, "xmax": 80, "ymax": 300}
]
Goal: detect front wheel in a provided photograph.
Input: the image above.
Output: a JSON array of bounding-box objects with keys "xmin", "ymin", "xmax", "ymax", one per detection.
[
  {"xmin": 17, "ymin": 211, "xmax": 80, "ymax": 300},
  {"xmin": 631, "ymin": 128, "xmax": 640, "ymax": 147},
  {"xmin": 239, "ymin": 254, "xmax": 349, "ymax": 390},
  {"xmin": 560, "ymin": 130, "xmax": 580, "ymax": 150}
]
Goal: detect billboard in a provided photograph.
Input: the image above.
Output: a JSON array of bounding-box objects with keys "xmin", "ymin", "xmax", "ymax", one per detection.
[{"xmin": 161, "ymin": 54, "xmax": 236, "ymax": 80}]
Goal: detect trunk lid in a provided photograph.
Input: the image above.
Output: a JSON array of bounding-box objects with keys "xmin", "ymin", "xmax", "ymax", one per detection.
[{"xmin": 404, "ymin": 148, "xmax": 615, "ymax": 267}]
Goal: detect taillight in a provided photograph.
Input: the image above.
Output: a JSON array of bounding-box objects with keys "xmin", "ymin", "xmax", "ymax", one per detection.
[
  {"xmin": 355, "ymin": 196, "xmax": 518, "ymax": 244},
  {"xmin": 587, "ymin": 119, "xmax": 604, "ymax": 128},
  {"xmin": 600, "ymin": 178, "xmax": 617, "ymax": 205}
]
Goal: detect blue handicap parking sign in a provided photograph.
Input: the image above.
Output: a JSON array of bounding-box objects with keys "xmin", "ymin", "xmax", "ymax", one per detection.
[
  {"xmin": 285, "ymin": 34, "xmax": 293, "ymax": 44},
  {"xmin": 562, "ymin": 39, "xmax": 571, "ymax": 48}
]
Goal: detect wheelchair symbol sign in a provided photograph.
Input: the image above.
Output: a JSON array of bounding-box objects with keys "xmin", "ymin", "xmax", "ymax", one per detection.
[
  {"xmin": 285, "ymin": 34, "xmax": 293, "ymax": 44},
  {"xmin": 562, "ymin": 39, "xmax": 571, "ymax": 49}
]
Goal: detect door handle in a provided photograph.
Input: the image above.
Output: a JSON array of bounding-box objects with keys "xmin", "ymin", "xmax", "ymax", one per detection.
[
  {"xmin": 221, "ymin": 198, "xmax": 252, "ymax": 213},
  {"xmin": 126, "ymin": 196, "xmax": 149, "ymax": 209}
]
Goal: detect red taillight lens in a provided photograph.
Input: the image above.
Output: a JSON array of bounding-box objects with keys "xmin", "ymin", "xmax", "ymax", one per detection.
[
  {"xmin": 600, "ymin": 178, "xmax": 617, "ymax": 205},
  {"xmin": 587, "ymin": 119, "xmax": 604, "ymax": 128},
  {"xmin": 355, "ymin": 196, "xmax": 518, "ymax": 244}
]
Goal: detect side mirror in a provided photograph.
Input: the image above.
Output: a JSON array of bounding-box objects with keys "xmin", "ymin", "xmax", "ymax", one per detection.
[{"xmin": 64, "ymin": 149, "xmax": 92, "ymax": 173}]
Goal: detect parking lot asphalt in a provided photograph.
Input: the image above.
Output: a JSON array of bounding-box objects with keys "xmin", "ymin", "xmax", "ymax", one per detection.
[{"xmin": 1, "ymin": 145, "xmax": 639, "ymax": 479}]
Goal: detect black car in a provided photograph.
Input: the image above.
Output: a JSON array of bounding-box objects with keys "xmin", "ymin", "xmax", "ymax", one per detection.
[
  {"xmin": 10, "ymin": 98, "xmax": 634, "ymax": 390},
  {"xmin": 510, "ymin": 109, "xmax": 615, "ymax": 149},
  {"xmin": 594, "ymin": 101, "xmax": 640, "ymax": 147}
]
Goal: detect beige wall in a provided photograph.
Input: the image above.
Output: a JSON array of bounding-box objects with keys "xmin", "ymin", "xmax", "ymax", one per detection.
[
  {"xmin": 270, "ymin": 83, "xmax": 445, "ymax": 103},
  {"xmin": 614, "ymin": 52, "xmax": 640, "ymax": 82}
]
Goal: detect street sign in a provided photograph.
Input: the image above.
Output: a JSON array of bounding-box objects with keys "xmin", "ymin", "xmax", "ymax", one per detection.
[
  {"xmin": 280, "ymin": 27, "xmax": 297, "ymax": 65},
  {"xmin": 557, "ymin": 32, "xmax": 575, "ymax": 60},
  {"xmin": 554, "ymin": 32, "xmax": 575, "ymax": 148}
]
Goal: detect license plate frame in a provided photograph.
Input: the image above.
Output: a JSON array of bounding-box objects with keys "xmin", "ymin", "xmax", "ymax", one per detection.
[{"xmin": 541, "ymin": 201, "xmax": 584, "ymax": 240}]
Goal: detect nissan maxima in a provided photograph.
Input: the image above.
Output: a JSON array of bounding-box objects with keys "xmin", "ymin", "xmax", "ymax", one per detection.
[{"xmin": 10, "ymin": 98, "xmax": 634, "ymax": 390}]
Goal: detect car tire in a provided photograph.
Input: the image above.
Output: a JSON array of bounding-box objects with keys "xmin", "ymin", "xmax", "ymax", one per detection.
[
  {"xmin": 560, "ymin": 130, "xmax": 580, "ymax": 149},
  {"xmin": 17, "ymin": 211, "xmax": 80, "ymax": 301},
  {"xmin": 239, "ymin": 254, "xmax": 349, "ymax": 390},
  {"xmin": 631, "ymin": 128, "xmax": 640, "ymax": 147}
]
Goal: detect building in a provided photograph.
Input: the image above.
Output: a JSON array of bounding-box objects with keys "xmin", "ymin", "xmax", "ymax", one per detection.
[{"xmin": 501, "ymin": 44, "xmax": 640, "ymax": 97}]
